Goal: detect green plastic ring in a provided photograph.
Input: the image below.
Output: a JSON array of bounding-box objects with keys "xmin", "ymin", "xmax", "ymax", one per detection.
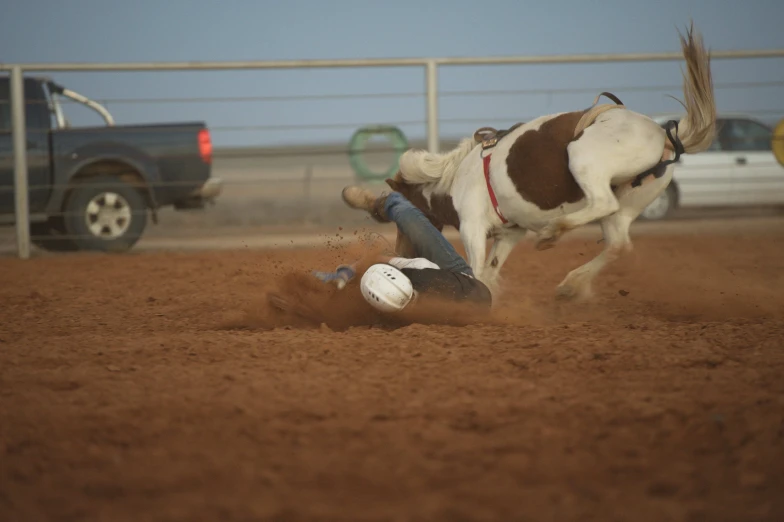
[{"xmin": 348, "ymin": 125, "xmax": 409, "ymax": 181}]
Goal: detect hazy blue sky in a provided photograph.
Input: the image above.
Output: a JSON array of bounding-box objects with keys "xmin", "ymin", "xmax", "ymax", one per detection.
[{"xmin": 2, "ymin": 0, "xmax": 784, "ymax": 147}]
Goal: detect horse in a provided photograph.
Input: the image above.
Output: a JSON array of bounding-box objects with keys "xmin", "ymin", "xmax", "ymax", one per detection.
[{"xmin": 385, "ymin": 22, "xmax": 716, "ymax": 301}]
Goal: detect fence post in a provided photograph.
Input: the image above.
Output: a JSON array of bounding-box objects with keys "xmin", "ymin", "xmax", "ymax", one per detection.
[
  {"xmin": 303, "ymin": 164, "xmax": 313, "ymax": 223},
  {"xmin": 10, "ymin": 66, "xmax": 31, "ymax": 259},
  {"xmin": 425, "ymin": 60, "xmax": 439, "ymax": 153}
]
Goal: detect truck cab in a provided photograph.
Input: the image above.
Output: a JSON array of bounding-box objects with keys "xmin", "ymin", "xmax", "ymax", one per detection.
[{"xmin": 0, "ymin": 77, "xmax": 55, "ymax": 217}]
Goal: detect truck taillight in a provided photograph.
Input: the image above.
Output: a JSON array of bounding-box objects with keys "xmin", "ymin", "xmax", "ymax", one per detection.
[{"xmin": 198, "ymin": 129, "xmax": 212, "ymax": 164}]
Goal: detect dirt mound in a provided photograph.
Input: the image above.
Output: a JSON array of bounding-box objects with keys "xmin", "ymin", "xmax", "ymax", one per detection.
[
  {"xmin": 218, "ymin": 232, "xmax": 523, "ymax": 332},
  {"xmin": 222, "ymin": 266, "xmax": 553, "ymax": 334}
]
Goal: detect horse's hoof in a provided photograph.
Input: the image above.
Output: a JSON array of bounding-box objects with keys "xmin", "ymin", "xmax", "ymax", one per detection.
[
  {"xmin": 535, "ymin": 225, "xmax": 562, "ymax": 250},
  {"xmin": 535, "ymin": 237, "xmax": 557, "ymax": 251},
  {"xmin": 555, "ymin": 284, "xmax": 593, "ymax": 302},
  {"xmin": 536, "ymin": 220, "xmax": 572, "ymax": 251},
  {"xmin": 555, "ymin": 285, "xmax": 577, "ymax": 300}
]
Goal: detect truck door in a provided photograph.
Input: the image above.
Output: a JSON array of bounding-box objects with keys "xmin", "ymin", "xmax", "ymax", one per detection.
[{"xmin": 0, "ymin": 77, "xmax": 52, "ymax": 218}]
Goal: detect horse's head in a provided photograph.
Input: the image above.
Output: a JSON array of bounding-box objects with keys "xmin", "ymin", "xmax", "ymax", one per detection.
[
  {"xmin": 384, "ymin": 173, "xmax": 460, "ymax": 231},
  {"xmin": 385, "ymin": 175, "xmax": 431, "ymax": 219},
  {"xmin": 384, "ymin": 172, "xmax": 461, "ymax": 259}
]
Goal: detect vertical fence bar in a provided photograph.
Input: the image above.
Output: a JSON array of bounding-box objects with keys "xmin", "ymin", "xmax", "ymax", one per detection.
[
  {"xmin": 425, "ymin": 60, "xmax": 439, "ymax": 153},
  {"xmin": 10, "ymin": 66, "xmax": 31, "ymax": 259},
  {"xmin": 303, "ymin": 164, "xmax": 313, "ymax": 223}
]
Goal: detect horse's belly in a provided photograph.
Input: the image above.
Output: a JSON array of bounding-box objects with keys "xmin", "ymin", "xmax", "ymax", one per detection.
[{"xmin": 501, "ymin": 197, "xmax": 587, "ymax": 231}]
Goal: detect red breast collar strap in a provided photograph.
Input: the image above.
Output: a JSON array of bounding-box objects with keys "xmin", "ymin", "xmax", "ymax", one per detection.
[{"xmin": 482, "ymin": 153, "xmax": 508, "ymax": 224}]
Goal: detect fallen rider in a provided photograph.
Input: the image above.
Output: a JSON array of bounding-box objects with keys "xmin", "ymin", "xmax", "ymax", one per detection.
[{"xmin": 311, "ymin": 186, "xmax": 493, "ymax": 313}]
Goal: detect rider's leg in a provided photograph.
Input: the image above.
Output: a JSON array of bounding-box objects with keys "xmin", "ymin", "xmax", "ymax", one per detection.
[{"xmin": 342, "ymin": 187, "xmax": 473, "ymax": 275}]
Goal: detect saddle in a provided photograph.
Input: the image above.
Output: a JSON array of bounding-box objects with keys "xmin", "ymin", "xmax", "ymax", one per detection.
[{"xmin": 473, "ymin": 122, "xmax": 524, "ymax": 150}]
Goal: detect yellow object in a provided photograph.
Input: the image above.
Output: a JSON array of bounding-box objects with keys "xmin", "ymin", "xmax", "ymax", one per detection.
[{"xmin": 773, "ymin": 118, "xmax": 784, "ymax": 167}]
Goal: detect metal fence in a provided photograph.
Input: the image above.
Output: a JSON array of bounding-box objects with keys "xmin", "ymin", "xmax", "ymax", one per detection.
[{"xmin": 3, "ymin": 47, "xmax": 784, "ymax": 259}]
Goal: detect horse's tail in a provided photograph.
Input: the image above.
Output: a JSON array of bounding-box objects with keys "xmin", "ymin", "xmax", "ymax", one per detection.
[
  {"xmin": 670, "ymin": 21, "xmax": 717, "ymax": 154},
  {"xmin": 397, "ymin": 137, "xmax": 476, "ymax": 191}
]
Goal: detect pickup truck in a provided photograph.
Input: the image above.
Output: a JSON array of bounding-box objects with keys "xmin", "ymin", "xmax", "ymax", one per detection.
[{"xmin": 0, "ymin": 74, "xmax": 222, "ymax": 252}]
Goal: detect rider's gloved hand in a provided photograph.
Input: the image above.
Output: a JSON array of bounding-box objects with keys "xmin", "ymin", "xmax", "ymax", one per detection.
[{"xmin": 312, "ymin": 264, "xmax": 356, "ymax": 290}]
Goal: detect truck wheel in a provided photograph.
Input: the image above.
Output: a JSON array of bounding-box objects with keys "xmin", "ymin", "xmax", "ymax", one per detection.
[
  {"xmin": 639, "ymin": 183, "xmax": 678, "ymax": 221},
  {"xmin": 63, "ymin": 175, "xmax": 148, "ymax": 252},
  {"xmin": 30, "ymin": 217, "xmax": 79, "ymax": 252}
]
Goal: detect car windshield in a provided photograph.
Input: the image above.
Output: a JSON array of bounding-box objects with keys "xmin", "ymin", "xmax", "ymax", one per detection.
[{"xmin": 724, "ymin": 119, "xmax": 772, "ymax": 152}]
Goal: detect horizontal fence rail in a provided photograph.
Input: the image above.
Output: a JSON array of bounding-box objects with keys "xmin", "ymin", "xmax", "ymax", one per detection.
[
  {"xmin": 4, "ymin": 48, "xmax": 784, "ymax": 71},
  {"xmin": 2, "ymin": 47, "xmax": 784, "ymax": 258}
]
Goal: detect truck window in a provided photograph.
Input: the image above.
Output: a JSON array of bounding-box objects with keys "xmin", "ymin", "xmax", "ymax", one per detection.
[
  {"xmin": 0, "ymin": 78, "xmax": 52, "ymax": 133},
  {"xmin": 24, "ymin": 78, "xmax": 51, "ymax": 132},
  {"xmin": 0, "ymin": 81, "xmax": 9, "ymax": 132}
]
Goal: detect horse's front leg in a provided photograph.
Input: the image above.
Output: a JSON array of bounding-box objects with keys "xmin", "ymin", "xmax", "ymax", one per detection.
[
  {"xmin": 483, "ymin": 228, "xmax": 527, "ymax": 292},
  {"xmin": 459, "ymin": 220, "xmax": 490, "ymax": 283}
]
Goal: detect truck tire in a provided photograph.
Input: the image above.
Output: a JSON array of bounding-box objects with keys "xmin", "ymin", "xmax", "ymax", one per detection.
[
  {"xmin": 62, "ymin": 175, "xmax": 148, "ymax": 252},
  {"xmin": 639, "ymin": 182, "xmax": 678, "ymax": 221}
]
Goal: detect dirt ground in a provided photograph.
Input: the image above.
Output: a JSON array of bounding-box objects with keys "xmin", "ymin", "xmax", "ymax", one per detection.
[{"xmin": 1, "ymin": 223, "xmax": 784, "ymax": 522}]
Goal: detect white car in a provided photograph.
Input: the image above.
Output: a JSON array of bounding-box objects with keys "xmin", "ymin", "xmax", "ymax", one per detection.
[{"xmin": 640, "ymin": 113, "xmax": 784, "ymax": 220}]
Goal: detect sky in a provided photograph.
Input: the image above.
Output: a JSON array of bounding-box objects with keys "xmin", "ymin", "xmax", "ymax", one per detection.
[{"xmin": 2, "ymin": 0, "xmax": 784, "ymax": 148}]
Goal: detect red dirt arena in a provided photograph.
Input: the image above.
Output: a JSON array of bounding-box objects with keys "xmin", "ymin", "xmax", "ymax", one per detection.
[{"xmin": 1, "ymin": 218, "xmax": 783, "ymax": 522}]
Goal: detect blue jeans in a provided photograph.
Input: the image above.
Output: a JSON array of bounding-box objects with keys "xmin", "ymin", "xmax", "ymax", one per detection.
[{"xmin": 383, "ymin": 191, "xmax": 474, "ymax": 276}]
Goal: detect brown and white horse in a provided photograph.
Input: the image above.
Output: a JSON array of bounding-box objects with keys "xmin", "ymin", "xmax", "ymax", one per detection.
[{"xmin": 387, "ymin": 22, "xmax": 716, "ymax": 301}]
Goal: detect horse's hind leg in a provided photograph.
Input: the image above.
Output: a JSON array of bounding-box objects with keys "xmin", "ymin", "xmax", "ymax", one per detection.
[
  {"xmin": 536, "ymin": 112, "xmax": 665, "ymax": 250},
  {"xmin": 555, "ymin": 165, "xmax": 674, "ymax": 300},
  {"xmin": 536, "ymin": 180, "xmax": 618, "ymax": 251},
  {"xmin": 554, "ymin": 212, "xmax": 631, "ymax": 300}
]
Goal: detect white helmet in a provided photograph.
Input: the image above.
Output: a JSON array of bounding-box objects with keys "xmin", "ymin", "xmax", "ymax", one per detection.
[{"xmin": 360, "ymin": 264, "xmax": 415, "ymax": 313}]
